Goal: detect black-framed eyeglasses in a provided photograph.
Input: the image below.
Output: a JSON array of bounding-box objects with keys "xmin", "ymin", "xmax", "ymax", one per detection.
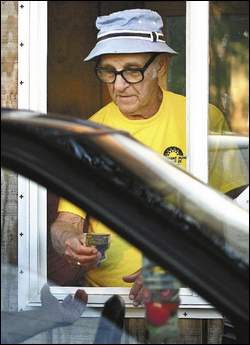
[{"xmin": 95, "ymin": 53, "xmax": 159, "ymax": 84}]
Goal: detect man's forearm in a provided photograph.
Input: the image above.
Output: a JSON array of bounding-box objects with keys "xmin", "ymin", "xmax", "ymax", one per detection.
[
  {"xmin": 1, "ymin": 310, "xmax": 59, "ymax": 344},
  {"xmin": 2, "ymin": 287, "xmax": 88, "ymax": 344}
]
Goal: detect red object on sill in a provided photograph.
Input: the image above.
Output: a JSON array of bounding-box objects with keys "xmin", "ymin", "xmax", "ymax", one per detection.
[{"xmin": 145, "ymin": 302, "xmax": 179, "ymax": 327}]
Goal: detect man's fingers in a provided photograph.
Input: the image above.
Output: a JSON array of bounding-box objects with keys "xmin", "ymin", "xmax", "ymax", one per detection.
[
  {"xmin": 65, "ymin": 248, "xmax": 102, "ymax": 266},
  {"xmin": 76, "ymin": 246, "xmax": 98, "ymax": 255},
  {"xmin": 40, "ymin": 283, "xmax": 57, "ymax": 306},
  {"xmin": 64, "ymin": 239, "xmax": 99, "ymax": 264},
  {"xmin": 132, "ymin": 288, "xmax": 144, "ymax": 306},
  {"xmin": 65, "ymin": 239, "xmax": 97, "ymax": 255},
  {"xmin": 122, "ymin": 269, "xmax": 144, "ymax": 306},
  {"xmin": 67, "ymin": 253, "xmax": 100, "ymax": 265},
  {"xmin": 128, "ymin": 276, "xmax": 143, "ymax": 300},
  {"xmin": 122, "ymin": 269, "xmax": 142, "ymax": 283},
  {"xmin": 74, "ymin": 289, "xmax": 88, "ymax": 304},
  {"xmin": 63, "ymin": 294, "xmax": 73, "ymax": 304},
  {"xmin": 76, "ymin": 252, "xmax": 101, "ymax": 265},
  {"xmin": 65, "ymin": 246, "xmax": 98, "ymax": 258}
]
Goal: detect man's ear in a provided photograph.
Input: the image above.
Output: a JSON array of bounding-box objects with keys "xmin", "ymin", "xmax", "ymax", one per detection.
[
  {"xmin": 157, "ymin": 54, "xmax": 171, "ymax": 89},
  {"xmin": 158, "ymin": 54, "xmax": 171, "ymax": 76}
]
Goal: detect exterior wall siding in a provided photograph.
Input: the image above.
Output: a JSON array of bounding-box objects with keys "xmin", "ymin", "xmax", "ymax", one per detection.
[{"xmin": 1, "ymin": 0, "xmax": 18, "ymax": 313}]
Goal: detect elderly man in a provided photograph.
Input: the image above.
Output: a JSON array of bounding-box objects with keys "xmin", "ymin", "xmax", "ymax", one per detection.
[{"xmin": 51, "ymin": 9, "xmax": 248, "ymax": 305}]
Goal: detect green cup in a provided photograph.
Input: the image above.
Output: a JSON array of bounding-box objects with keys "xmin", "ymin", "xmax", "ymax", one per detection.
[{"xmin": 83, "ymin": 233, "xmax": 111, "ymax": 263}]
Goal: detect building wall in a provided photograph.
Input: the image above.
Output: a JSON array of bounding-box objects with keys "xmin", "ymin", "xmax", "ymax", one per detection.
[
  {"xmin": 1, "ymin": 0, "xmax": 18, "ymax": 312},
  {"xmin": 1, "ymin": 1, "xmax": 18, "ymax": 108}
]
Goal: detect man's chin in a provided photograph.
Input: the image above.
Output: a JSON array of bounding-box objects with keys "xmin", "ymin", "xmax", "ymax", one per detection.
[{"xmin": 117, "ymin": 103, "xmax": 137, "ymax": 116}]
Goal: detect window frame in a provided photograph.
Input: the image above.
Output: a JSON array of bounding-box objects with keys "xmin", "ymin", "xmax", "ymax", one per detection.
[{"xmin": 17, "ymin": 0, "xmax": 221, "ymax": 318}]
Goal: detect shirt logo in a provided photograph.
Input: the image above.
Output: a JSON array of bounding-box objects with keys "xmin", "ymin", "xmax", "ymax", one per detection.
[{"xmin": 163, "ymin": 146, "xmax": 187, "ymax": 165}]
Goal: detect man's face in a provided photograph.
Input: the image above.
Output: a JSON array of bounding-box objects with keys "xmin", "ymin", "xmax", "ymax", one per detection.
[{"xmin": 98, "ymin": 53, "xmax": 161, "ymax": 118}]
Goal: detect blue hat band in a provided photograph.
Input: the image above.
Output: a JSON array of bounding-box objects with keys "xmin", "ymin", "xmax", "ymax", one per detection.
[{"xmin": 97, "ymin": 31, "xmax": 165, "ymax": 43}]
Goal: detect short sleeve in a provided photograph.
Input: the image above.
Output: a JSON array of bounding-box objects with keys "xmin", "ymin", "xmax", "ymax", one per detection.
[{"xmin": 57, "ymin": 198, "xmax": 86, "ymax": 218}]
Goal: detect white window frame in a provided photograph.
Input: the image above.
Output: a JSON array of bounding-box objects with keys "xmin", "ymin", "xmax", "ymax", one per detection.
[
  {"xmin": 17, "ymin": 1, "xmax": 222, "ymax": 318},
  {"xmin": 186, "ymin": 1, "xmax": 209, "ymax": 183}
]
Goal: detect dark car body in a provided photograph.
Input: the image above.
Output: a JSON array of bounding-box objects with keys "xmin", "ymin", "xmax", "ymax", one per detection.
[{"xmin": 1, "ymin": 108, "xmax": 249, "ymax": 343}]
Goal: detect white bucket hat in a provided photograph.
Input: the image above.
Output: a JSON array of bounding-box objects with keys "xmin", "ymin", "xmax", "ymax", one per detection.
[{"xmin": 84, "ymin": 9, "xmax": 177, "ymax": 61}]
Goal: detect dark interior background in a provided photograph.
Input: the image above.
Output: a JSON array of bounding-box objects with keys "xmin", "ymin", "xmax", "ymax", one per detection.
[{"xmin": 47, "ymin": 1, "xmax": 186, "ymax": 119}]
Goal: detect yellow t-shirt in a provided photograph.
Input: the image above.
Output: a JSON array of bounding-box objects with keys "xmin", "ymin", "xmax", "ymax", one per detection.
[{"xmin": 58, "ymin": 90, "xmax": 248, "ymax": 287}]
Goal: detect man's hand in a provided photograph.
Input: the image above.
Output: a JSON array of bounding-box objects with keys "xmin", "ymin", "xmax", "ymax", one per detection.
[
  {"xmin": 51, "ymin": 212, "xmax": 101, "ymax": 269},
  {"xmin": 64, "ymin": 235, "xmax": 102, "ymax": 268},
  {"xmin": 123, "ymin": 269, "xmax": 144, "ymax": 306},
  {"xmin": 1, "ymin": 285, "xmax": 89, "ymax": 344},
  {"xmin": 41, "ymin": 284, "xmax": 88, "ymax": 324}
]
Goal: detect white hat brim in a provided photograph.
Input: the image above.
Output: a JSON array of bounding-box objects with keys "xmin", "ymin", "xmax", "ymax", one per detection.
[{"xmin": 84, "ymin": 38, "xmax": 177, "ymax": 61}]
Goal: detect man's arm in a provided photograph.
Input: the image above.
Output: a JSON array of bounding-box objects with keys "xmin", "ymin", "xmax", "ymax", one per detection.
[
  {"xmin": 1, "ymin": 285, "xmax": 88, "ymax": 344},
  {"xmin": 51, "ymin": 212, "xmax": 101, "ymax": 268}
]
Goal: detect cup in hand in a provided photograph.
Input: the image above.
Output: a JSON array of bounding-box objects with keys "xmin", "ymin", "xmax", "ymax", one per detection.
[{"xmin": 83, "ymin": 233, "xmax": 111, "ymax": 264}]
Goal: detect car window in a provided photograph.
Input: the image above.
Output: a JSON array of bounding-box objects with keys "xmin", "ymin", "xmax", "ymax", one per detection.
[
  {"xmin": 2, "ymin": 170, "xmax": 247, "ymax": 344},
  {"xmin": 2, "ymin": 111, "xmax": 249, "ymax": 343}
]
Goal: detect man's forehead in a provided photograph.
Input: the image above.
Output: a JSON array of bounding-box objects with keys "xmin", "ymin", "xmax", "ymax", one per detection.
[{"xmin": 99, "ymin": 53, "xmax": 151, "ymax": 66}]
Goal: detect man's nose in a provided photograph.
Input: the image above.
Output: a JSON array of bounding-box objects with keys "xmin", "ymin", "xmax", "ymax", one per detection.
[{"xmin": 113, "ymin": 74, "xmax": 129, "ymax": 91}]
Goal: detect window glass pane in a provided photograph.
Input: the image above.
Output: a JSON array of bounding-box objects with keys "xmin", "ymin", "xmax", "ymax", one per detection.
[{"xmin": 209, "ymin": 1, "xmax": 249, "ymax": 197}]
